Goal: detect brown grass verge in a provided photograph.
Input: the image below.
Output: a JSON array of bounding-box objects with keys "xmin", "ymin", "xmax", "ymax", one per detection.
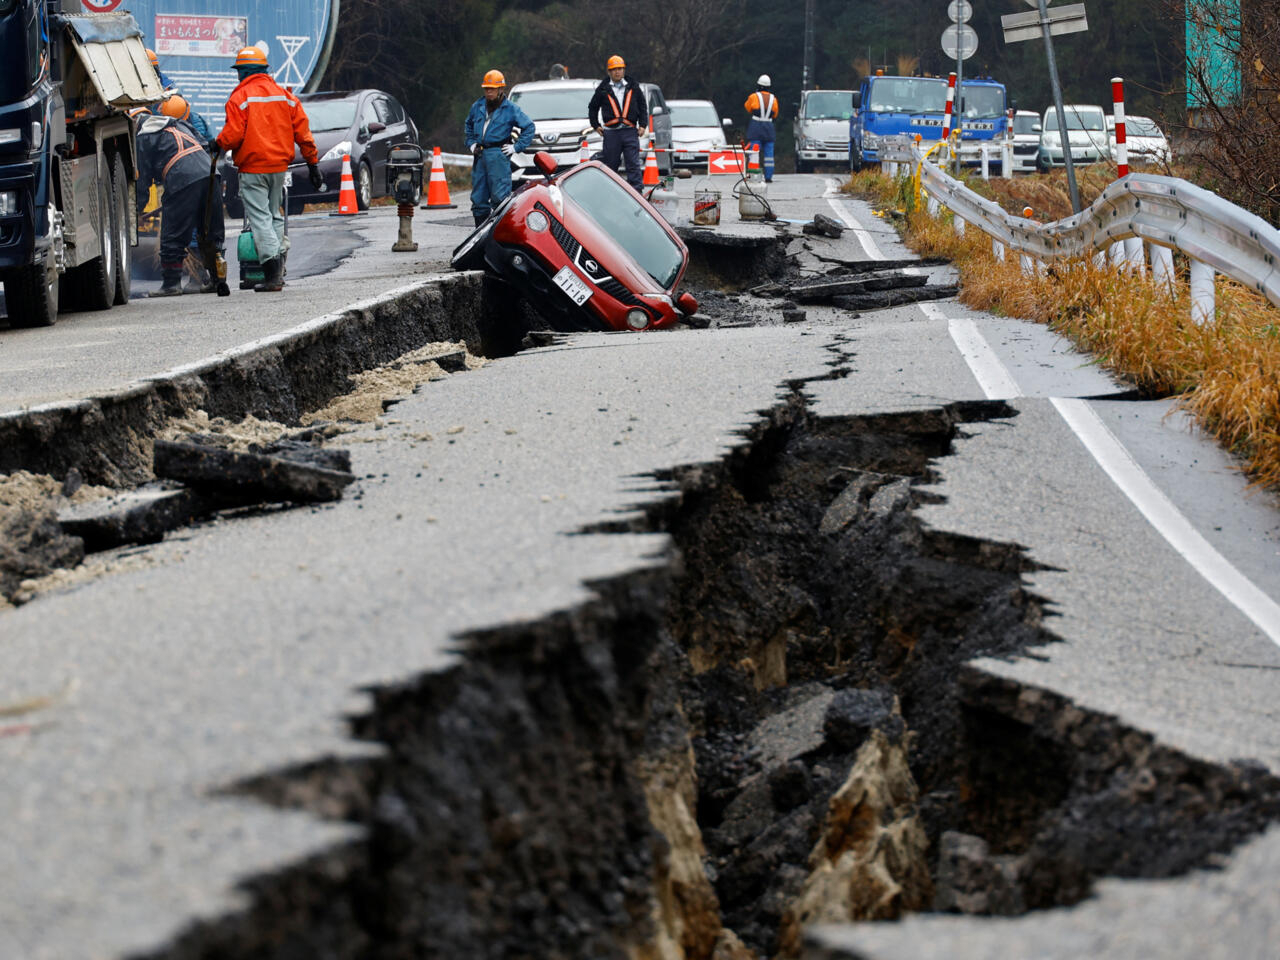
[{"xmin": 843, "ymin": 168, "xmax": 1280, "ymax": 491}]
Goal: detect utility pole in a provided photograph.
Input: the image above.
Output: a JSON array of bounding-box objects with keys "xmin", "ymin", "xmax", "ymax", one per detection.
[{"xmin": 802, "ymin": 0, "xmax": 815, "ymax": 90}]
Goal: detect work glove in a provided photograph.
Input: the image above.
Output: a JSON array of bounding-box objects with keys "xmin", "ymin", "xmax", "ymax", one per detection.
[
  {"xmin": 207, "ymin": 140, "xmax": 222, "ymax": 157},
  {"xmin": 501, "ymin": 143, "xmax": 515, "ymax": 157},
  {"xmin": 307, "ymin": 163, "xmax": 323, "ymax": 191},
  {"xmin": 469, "ymin": 143, "xmax": 480, "ymax": 155}
]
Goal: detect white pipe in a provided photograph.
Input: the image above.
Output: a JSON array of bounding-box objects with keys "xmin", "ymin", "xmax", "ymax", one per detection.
[
  {"xmin": 993, "ymin": 238, "xmax": 1005, "ymax": 262},
  {"xmin": 1002, "ymin": 140, "xmax": 1013, "ymax": 178},
  {"xmin": 980, "ymin": 144, "xmax": 990, "ymax": 181},
  {"xmin": 1124, "ymin": 237, "xmax": 1145, "ymax": 275},
  {"xmin": 1109, "ymin": 241, "xmax": 1125, "ymax": 268},
  {"xmin": 1150, "ymin": 243, "xmax": 1175, "ymax": 292},
  {"xmin": 1190, "ymin": 259, "xmax": 1215, "ymax": 325}
]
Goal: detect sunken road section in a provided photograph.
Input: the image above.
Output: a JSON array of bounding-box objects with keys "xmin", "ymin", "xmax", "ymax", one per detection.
[
  {"xmin": 0, "ymin": 272, "xmax": 521, "ymax": 487},
  {"xmin": 129, "ymin": 392, "xmax": 1280, "ymax": 960}
]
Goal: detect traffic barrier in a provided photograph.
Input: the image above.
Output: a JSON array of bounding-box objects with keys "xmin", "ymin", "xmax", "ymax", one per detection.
[
  {"xmin": 331, "ymin": 155, "xmax": 360, "ymax": 216},
  {"xmin": 422, "ymin": 146, "xmax": 457, "ymax": 209},
  {"xmin": 1111, "ymin": 76, "xmax": 1145, "ymax": 274},
  {"xmin": 941, "ymin": 71, "xmax": 956, "ymax": 142},
  {"xmin": 642, "ymin": 146, "xmax": 659, "ymax": 186},
  {"xmin": 903, "ymin": 139, "xmax": 1280, "ymax": 328}
]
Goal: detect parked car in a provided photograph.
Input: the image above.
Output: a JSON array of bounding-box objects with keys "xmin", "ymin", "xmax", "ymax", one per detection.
[
  {"xmin": 507, "ymin": 78, "xmax": 672, "ymax": 179},
  {"xmin": 668, "ymin": 99, "xmax": 731, "ymax": 169},
  {"xmin": 221, "ymin": 89, "xmax": 419, "ymax": 217},
  {"xmin": 451, "ymin": 153, "xmax": 698, "ymax": 332},
  {"xmin": 1037, "ymin": 104, "xmax": 1110, "ymax": 172},
  {"xmin": 1106, "ymin": 114, "xmax": 1172, "ymax": 166},
  {"xmin": 1010, "ymin": 109, "xmax": 1041, "ymax": 174},
  {"xmin": 794, "ymin": 89, "xmax": 854, "ymax": 172}
]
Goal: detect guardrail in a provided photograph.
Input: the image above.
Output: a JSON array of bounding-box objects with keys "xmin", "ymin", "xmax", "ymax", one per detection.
[{"xmin": 889, "ymin": 140, "xmax": 1280, "ymax": 324}]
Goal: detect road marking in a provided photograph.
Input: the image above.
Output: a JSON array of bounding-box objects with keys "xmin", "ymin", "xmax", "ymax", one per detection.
[
  {"xmin": 823, "ymin": 179, "xmax": 885, "ymax": 260},
  {"xmin": 1052, "ymin": 398, "xmax": 1280, "ymax": 646},
  {"xmin": 935, "ymin": 302, "xmax": 1280, "ymax": 645}
]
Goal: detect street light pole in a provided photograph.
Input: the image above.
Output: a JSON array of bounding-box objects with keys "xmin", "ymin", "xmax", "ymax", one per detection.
[{"xmin": 802, "ymin": 0, "xmax": 815, "ymax": 90}]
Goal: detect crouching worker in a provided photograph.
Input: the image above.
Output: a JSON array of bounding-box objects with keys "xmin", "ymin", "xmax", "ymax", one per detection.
[
  {"xmin": 465, "ymin": 70, "xmax": 535, "ymax": 226},
  {"xmin": 212, "ymin": 45, "xmax": 322, "ymax": 292},
  {"xmin": 132, "ymin": 103, "xmax": 226, "ymax": 297}
]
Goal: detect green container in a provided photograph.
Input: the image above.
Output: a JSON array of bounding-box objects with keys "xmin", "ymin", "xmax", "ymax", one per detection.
[{"xmin": 237, "ymin": 228, "xmax": 263, "ymax": 288}]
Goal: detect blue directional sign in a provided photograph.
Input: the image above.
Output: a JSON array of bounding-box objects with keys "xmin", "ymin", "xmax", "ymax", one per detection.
[{"xmin": 89, "ymin": 0, "xmax": 335, "ymax": 129}]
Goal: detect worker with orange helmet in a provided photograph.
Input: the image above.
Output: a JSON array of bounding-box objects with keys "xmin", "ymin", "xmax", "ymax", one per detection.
[
  {"xmin": 588, "ymin": 54, "xmax": 648, "ymax": 191},
  {"xmin": 465, "ymin": 69, "xmax": 536, "ymax": 226},
  {"xmin": 211, "ymin": 44, "xmax": 322, "ymax": 292},
  {"xmin": 744, "ymin": 74, "xmax": 779, "ymax": 183},
  {"xmin": 146, "ymin": 48, "xmax": 212, "ymax": 140},
  {"xmin": 133, "ymin": 101, "xmax": 226, "ymax": 296}
]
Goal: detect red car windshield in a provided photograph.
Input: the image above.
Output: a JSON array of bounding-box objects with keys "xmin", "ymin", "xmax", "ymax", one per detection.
[{"xmin": 560, "ymin": 166, "xmax": 683, "ymax": 289}]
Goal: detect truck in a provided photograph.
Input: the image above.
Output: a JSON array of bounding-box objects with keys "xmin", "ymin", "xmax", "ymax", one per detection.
[
  {"xmin": 0, "ymin": 0, "xmax": 162, "ymax": 326},
  {"xmin": 793, "ymin": 88, "xmax": 855, "ymax": 173},
  {"xmin": 848, "ymin": 74, "xmax": 1008, "ymax": 171}
]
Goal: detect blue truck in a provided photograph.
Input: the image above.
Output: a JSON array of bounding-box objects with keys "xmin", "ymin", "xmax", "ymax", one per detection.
[{"xmin": 848, "ymin": 74, "xmax": 1008, "ymax": 171}]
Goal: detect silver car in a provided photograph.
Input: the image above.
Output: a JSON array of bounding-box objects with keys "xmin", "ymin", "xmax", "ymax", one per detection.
[
  {"xmin": 1011, "ymin": 109, "xmax": 1041, "ymax": 174},
  {"xmin": 667, "ymin": 99, "xmax": 730, "ymax": 169},
  {"xmin": 1037, "ymin": 104, "xmax": 1111, "ymax": 171}
]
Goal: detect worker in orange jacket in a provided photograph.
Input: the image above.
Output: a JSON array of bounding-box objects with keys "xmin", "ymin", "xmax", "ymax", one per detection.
[
  {"xmin": 744, "ymin": 75, "xmax": 778, "ymax": 182},
  {"xmin": 212, "ymin": 45, "xmax": 321, "ymax": 292}
]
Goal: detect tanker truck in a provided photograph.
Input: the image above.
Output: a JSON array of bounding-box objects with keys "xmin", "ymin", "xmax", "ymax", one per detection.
[{"xmin": 0, "ymin": 0, "xmax": 161, "ymax": 326}]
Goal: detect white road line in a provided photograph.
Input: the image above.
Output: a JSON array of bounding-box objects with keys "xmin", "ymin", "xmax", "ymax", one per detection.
[
  {"xmin": 1052, "ymin": 398, "xmax": 1280, "ymax": 645},
  {"xmin": 823, "ymin": 178, "xmax": 885, "ymax": 261},
  {"xmin": 947, "ymin": 318, "xmax": 1022, "ymax": 400},
  {"xmin": 934, "ymin": 305, "xmax": 1280, "ymax": 646}
]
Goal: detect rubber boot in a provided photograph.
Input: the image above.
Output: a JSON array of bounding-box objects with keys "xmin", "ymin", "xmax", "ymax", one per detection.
[
  {"xmin": 149, "ymin": 267, "xmax": 183, "ymax": 297},
  {"xmin": 253, "ymin": 257, "xmax": 284, "ymax": 292}
]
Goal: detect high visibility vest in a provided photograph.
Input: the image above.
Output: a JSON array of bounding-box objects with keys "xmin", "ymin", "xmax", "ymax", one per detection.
[
  {"xmin": 162, "ymin": 125, "xmax": 206, "ymax": 180},
  {"xmin": 604, "ymin": 87, "xmax": 635, "ymax": 128},
  {"xmin": 752, "ymin": 91, "xmax": 775, "ymax": 122}
]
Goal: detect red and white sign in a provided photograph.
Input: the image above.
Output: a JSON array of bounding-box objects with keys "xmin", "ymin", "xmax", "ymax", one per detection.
[
  {"xmin": 81, "ymin": 0, "xmax": 124, "ymax": 11},
  {"xmin": 154, "ymin": 15, "xmax": 248, "ymax": 58},
  {"xmin": 707, "ymin": 150, "xmax": 748, "ymax": 175}
]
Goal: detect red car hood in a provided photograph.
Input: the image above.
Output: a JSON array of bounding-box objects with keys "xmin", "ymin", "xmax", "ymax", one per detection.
[{"xmin": 556, "ymin": 188, "xmax": 677, "ymax": 298}]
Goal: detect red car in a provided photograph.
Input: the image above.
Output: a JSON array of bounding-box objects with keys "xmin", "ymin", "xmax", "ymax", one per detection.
[{"xmin": 452, "ymin": 153, "xmax": 698, "ymax": 332}]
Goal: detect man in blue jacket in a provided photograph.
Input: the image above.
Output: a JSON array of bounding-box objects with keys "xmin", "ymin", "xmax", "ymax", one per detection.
[{"xmin": 465, "ymin": 70, "xmax": 536, "ymax": 225}]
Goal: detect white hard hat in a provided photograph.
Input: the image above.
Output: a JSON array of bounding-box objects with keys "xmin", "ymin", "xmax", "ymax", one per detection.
[{"xmin": 757, "ymin": 74, "xmax": 771, "ymax": 87}]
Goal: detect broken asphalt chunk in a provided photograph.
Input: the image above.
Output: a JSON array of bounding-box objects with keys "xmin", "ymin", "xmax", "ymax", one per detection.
[
  {"xmin": 153, "ymin": 439, "xmax": 356, "ymax": 505},
  {"xmin": 830, "ymin": 285, "xmax": 959, "ymax": 311},
  {"xmin": 801, "ymin": 213, "xmax": 845, "ymax": 239},
  {"xmin": 58, "ymin": 485, "xmax": 204, "ymax": 551},
  {"xmin": 788, "ymin": 271, "xmax": 928, "ymax": 304}
]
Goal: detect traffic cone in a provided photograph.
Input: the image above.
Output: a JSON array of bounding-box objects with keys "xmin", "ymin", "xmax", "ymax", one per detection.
[
  {"xmin": 747, "ymin": 147, "xmax": 761, "ymax": 176},
  {"xmin": 642, "ymin": 146, "xmax": 659, "ymax": 186},
  {"xmin": 579, "ymin": 138, "xmax": 590, "ymax": 163},
  {"xmin": 331, "ymin": 154, "xmax": 361, "ymax": 216},
  {"xmin": 422, "ymin": 146, "xmax": 457, "ymax": 209}
]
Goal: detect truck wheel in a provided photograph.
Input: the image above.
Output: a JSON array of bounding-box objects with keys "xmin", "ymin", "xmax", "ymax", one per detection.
[
  {"xmin": 111, "ymin": 152, "xmax": 132, "ymax": 304},
  {"xmin": 796, "ymin": 158, "xmax": 810, "ymax": 174},
  {"xmin": 5, "ymin": 247, "xmax": 59, "ymax": 327},
  {"xmin": 77, "ymin": 174, "xmax": 118, "ymax": 310},
  {"xmin": 849, "ymin": 144, "xmax": 862, "ymax": 173}
]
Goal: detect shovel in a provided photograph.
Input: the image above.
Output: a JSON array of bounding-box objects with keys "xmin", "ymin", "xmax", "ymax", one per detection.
[{"xmin": 199, "ymin": 151, "xmax": 231, "ymax": 297}]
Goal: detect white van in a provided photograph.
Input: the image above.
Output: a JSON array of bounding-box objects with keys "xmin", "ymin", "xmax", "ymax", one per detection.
[{"xmin": 1037, "ymin": 104, "xmax": 1110, "ymax": 172}]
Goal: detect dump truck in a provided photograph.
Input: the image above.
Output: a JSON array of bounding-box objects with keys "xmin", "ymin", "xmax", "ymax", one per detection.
[{"xmin": 0, "ymin": 0, "xmax": 162, "ymax": 326}]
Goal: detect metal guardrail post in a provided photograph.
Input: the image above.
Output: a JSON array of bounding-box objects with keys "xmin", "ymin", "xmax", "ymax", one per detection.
[
  {"xmin": 1124, "ymin": 237, "xmax": 1145, "ymax": 274},
  {"xmin": 1151, "ymin": 243, "xmax": 1175, "ymax": 291},
  {"xmin": 955, "ymin": 215, "xmax": 965, "ymax": 237},
  {"xmin": 993, "ymin": 238, "xmax": 1005, "ymax": 262},
  {"xmin": 1190, "ymin": 260, "xmax": 1215, "ymax": 325},
  {"xmin": 980, "ymin": 144, "xmax": 990, "ymax": 181}
]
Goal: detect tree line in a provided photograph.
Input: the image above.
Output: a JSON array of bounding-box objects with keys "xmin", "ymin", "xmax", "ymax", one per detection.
[{"xmin": 322, "ymin": 0, "xmax": 1182, "ymax": 161}]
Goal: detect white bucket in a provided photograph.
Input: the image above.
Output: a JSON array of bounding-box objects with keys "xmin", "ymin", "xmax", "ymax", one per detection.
[{"xmin": 692, "ymin": 178, "xmax": 721, "ymax": 225}]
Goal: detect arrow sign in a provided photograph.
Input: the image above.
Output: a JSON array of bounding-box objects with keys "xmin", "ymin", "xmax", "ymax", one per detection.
[
  {"xmin": 1002, "ymin": 3, "xmax": 1088, "ymax": 44},
  {"xmin": 708, "ymin": 150, "xmax": 747, "ymax": 174}
]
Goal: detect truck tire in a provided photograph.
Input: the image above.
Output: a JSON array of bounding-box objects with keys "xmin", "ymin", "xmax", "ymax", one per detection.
[
  {"xmin": 849, "ymin": 142, "xmax": 863, "ymax": 173},
  {"xmin": 111, "ymin": 152, "xmax": 132, "ymax": 304},
  {"xmin": 796, "ymin": 158, "xmax": 810, "ymax": 174},
  {"xmin": 5, "ymin": 246, "xmax": 59, "ymax": 327},
  {"xmin": 74, "ymin": 173, "xmax": 118, "ymax": 310}
]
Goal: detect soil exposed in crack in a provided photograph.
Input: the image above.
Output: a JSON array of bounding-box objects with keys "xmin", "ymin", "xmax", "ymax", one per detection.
[{"xmin": 131, "ymin": 391, "xmax": 1280, "ymax": 960}]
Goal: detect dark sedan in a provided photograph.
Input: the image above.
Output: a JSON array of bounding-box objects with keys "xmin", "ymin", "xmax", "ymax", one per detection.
[{"xmin": 221, "ymin": 89, "xmax": 419, "ymax": 217}]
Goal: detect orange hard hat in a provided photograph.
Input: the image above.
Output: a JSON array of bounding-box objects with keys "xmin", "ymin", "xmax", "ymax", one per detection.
[
  {"xmin": 159, "ymin": 95, "xmax": 190, "ymax": 121},
  {"xmin": 145, "ymin": 48, "xmax": 158, "ymax": 68},
  {"xmin": 606, "ymin": 55, "xmax": 625, "ymax": 71},
  {"xmin": 232, "ymin": 46, "xmax": 268, "ymax": 69},
  {"xmin": 482, "ymin": 69, "xmax": 506, "ymax": 88}
]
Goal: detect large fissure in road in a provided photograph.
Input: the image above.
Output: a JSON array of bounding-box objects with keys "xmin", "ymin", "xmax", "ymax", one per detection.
[{"xmin": 139, "ymin": 395, "xmax": 1280, "ymax": 960}]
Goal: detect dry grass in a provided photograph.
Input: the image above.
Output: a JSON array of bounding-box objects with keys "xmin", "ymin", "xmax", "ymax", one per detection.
[{"xmin": 842, "ymin": 168, "xmax": 1280, "ymax": 491}]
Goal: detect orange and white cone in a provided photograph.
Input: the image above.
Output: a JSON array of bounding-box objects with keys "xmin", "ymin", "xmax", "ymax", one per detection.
[
  {"xmin": 422, "ymin": 146, "xmax": 457, "ymax": 209},
  {"xmin": 642, "ymin": 146, "xmax": 659, "ymax": 186},
  {"xmin": 331, "ymin": 154, "xmax": 360, "ymax": 216},
  {"xmin": 747, "ymin": 147, "xmax": 761, "ymax": 176},
  {"xmin": 579, "ymin": 138, "xmax": 591, "ymax": 163}
]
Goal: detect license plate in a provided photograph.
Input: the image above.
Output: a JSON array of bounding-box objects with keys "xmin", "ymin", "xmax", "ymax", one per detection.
[
  {"xmin": 283, "ymin": 170, "xmax": 293, "ymax": 188},
  {"xmin": 552, "ymin": 265, "xmax": 591, "ymax": 306},
  {"xmin": 676, "ymin": 152, "xmax": 695, "ymax": 161}
]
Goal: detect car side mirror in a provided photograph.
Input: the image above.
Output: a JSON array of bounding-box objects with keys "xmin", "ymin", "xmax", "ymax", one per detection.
[
  {"xmin": 1033, "ymin": 123, "xmax": 1042, "ymax": 132},
  {"xmin": 533, "ymin": 151, "xmax": 558, "ymax": 178},
  {"xmin": 721, "ymin": 117, "xmax": 732, "ymax": 127},
  {"xmin": 851, "ymin": 92, "xmax": 861, "ymax": 110},
  {"xmin": 677, "ymin": 291, "xmax": 699, "ymax": 316},
  {"xmin": 651, "ymin": 105, "xmax": 664, "ymax": 116},
  {"xmin": 368, "ymin": 121, "xmax": 387, "ymax": 134}
]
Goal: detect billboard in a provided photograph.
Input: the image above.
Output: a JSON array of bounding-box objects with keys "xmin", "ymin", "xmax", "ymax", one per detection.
[{"xmin": 95, "ymin": 0, "xmax": 336, "ymax": 130}]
